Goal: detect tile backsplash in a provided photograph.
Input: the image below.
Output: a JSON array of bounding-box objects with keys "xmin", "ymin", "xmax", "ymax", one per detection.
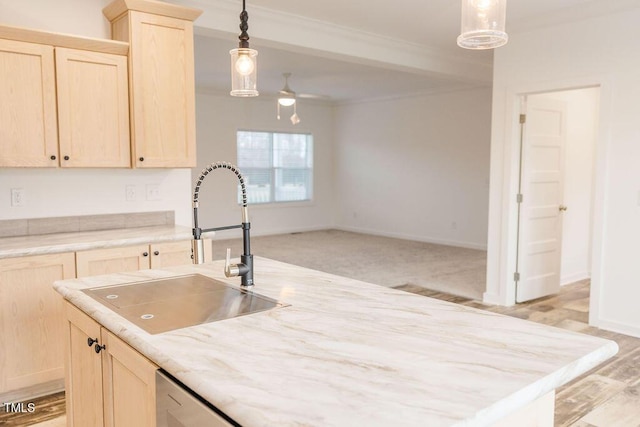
[{"xmin": 0, "ymin": 211, "xmax": 175, "ymax": 238}]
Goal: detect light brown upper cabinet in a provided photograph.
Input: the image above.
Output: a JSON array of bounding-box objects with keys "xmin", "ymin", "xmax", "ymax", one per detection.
[
  {"xmin": 0, "ymin": 26, "xmax": 130, "ymax": 168},
  {"xmin": 104, "ymin": 0, "xmax": 202, "ymax": 168},
  {"xmin": 0, "ymin": 38, "xmax": 58, "ymax": 167},
  {"xmin": 55, "ymin": 48, "xmax": 130, "ymax": 167}
]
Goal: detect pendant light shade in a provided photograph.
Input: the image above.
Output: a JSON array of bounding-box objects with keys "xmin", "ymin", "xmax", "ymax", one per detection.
[
  {"xmin": 457, "ymin": 0, "xmax": 508, "ymax": 50},
  {"xmin": 278, "ymin": 94, "xmax": 296, "ymax": 107},
  {"xmin": 230, "ymin": 0, "xmax": 258, "ymax": 96}
]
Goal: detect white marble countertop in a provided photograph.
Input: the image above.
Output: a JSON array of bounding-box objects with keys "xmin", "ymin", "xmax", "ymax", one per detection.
[
  {"xmin": 54, "ymin": 258, "xmax": 618, "ymax": 427},
  {"xmin": 0, "ymin": 225, "xmax": 195, "ymax": 259}
]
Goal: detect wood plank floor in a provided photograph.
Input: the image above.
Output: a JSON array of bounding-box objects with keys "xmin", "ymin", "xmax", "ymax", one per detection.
[
  {"xmin": 396, "ymin": 280, "xmax": 640, "ymax": 427},
  {"xmin": 0, "ymin": 391, "xmax": 64, "ymax": 426},
  {"xmin": 3, "ymin": 280, "xmax": 638, "ymax": 426}
]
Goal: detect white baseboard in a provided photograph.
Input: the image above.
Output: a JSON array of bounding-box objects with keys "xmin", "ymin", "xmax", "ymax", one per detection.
[
  {"xmin": 252, "ymin": 224, "xmax": 332, "ymax": 237},
  {"xmin": 482, "ymin": 291, "xmax": 515, "ymax": 306},
  {"xmin": 214, "ymin": 224, "xmax": 488, "ymax": 250},
  {"xmin": 592, "ymin": 318, "xmax": 640, "ymax": 339},
  {"xmin": 211, "ymin": 224, "xmax": 333, "ymax": 240},
  {"xmin": 334, "ymin": 225, "xmax": 488, "ymax": 251},
  {"xmin": 561, "ymin": 271, "xmax": 590, "ymax": 286},
  {"xmin": 482, "ymin": 291, "xmax": 503, "ymax": 305}
]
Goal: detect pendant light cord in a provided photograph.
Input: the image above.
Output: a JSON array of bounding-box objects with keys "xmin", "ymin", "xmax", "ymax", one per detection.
[{"xmin": 238, "ymin": 0, "xmax": 250, "ymax": 48}]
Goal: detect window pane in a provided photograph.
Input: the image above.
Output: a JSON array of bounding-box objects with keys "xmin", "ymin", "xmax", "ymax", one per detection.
[
  {"xmin": 237, "ymin": 131, "xmax": 271, "ymax": 168},
  {"xmin": 275, "ymin": 168, "xmax": 311, "ymax": 202},
  {"xmin": 240, "ymin": 168, "xmax": 272, "ymax": 204},
  {"xmin": 273, "ymin": 133, "xmax": 312, "ymax": 168}
]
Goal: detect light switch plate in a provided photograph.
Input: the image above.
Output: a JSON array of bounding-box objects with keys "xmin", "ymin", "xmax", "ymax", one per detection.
[{"xmin": 146, "ymin": 184, "xmax": 161, "ymax": 201}]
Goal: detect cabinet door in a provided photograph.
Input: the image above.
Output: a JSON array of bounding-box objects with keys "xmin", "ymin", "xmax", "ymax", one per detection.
[
  {"xmin": 0, "ymin": 252, "xmax": 75, "ymax": 395},
  {"xmin": 55, "ymin": 47, "xmax": 131, "ymax": 167},
  {"xmin": 102, "ymin": 330, "xmax": 158, "ymax": 427},
  {"xmin": 150, "ymin": 240, "xmax": 192, "ymax": 268},
  {"xmin": 117, "ymin": 12, "xmax": 196, "ymax": 168},
  {"xmin": 76, "ymin": 244, "xmax": 150, "ymax": 278},
  {"xmin": 64, "ymin": 302, "xmax": 105, "ymax": 427},
  {"xmin": 0, "ymin": 38, "xmax": 58, "ymax": 167}
]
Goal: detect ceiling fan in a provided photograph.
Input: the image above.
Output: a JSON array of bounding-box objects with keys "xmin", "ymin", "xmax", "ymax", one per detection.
[
  {"xmin": 276, "ymin": 72, "xmax": 329, "ymax": 124},
  {"xmin": 276, "ymin": 73, "xmax": 300, "ymax": 124}
]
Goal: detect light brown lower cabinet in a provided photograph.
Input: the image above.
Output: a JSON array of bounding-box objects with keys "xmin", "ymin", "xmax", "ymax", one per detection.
[
  {"xmin": 0, "ymin": 252, "xmax": 75, "ymax": 399},
  {"xmin": 0, "ymin": 239, "xmax": 206, "ymax": 402},
  {"xmin": 76, "ymin": 240, "xmax": 212, "ymax": 278},
  {"xmin": 64, "ymin": 302, "xmax": 158, "ymax": 427}
]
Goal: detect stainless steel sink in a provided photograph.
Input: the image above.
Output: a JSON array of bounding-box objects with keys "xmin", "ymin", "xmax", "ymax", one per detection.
[{"xmin": 82, "ymin": 274, "xmax": 288, "ymax": 334}]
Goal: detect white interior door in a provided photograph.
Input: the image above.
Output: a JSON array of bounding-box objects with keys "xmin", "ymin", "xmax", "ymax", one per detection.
[{"xmin": 516, "ymin": 96, "xmax": 568, "ymax": 303}]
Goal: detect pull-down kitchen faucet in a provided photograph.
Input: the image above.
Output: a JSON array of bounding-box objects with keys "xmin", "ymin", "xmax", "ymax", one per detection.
[{"xmin": 191, "ymin": 161, "xmax": 253, "ymax": 289}]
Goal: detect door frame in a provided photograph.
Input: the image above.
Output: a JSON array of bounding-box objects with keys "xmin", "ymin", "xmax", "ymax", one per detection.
[{"xmin": 484, "ymin": 74, "xmax": 612, "ymax": 328}]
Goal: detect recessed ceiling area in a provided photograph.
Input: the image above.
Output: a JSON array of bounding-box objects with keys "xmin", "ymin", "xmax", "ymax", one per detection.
[
  {"xmin": 194, "ymin": 33, "xmax": 482, "ymax": 102},
  {"xmin": 181, "ymin": 0, "xmax": 640, "ymax": 103}
]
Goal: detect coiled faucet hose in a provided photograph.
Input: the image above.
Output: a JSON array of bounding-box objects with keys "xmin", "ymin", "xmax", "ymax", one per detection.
[{"xmin": 193, "ymin": 161, "xmax": 247, "ymax": 207}]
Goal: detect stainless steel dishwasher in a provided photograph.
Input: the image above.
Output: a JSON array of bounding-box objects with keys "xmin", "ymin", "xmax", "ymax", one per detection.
[{"xmin": 156, "ymin": 370, "xmax": 238, "ymax": 427}]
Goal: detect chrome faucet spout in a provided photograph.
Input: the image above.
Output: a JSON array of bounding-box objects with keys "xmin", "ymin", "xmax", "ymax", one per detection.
[{"xmin": 191, "ymin": 161, "xmax": 254, "ymax": 289}]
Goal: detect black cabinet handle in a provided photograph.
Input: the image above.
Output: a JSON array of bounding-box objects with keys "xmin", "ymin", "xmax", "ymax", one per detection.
[
  {"xmin": 143, "ymin": 252, "xmax": 149, "ymax": 257},
  {"xmin": 153, "ymin": 251, "xmax": 159, "ymax": 256},
  {"xmin": 139, "ymin": 157, "xmax": 144, "ymax": 162},
  {"xmin": 63, "ymin": 155, "xmax": 69, "ymax": 161},
  {"xmin": 87, "ymin": 337, "xmax": 98, "ymax": 347},
  {"xmin": 50, "ymin": 155, "xmax": 57, "ymax": 160},
  {"xmin": 94, "ymin": 343, "xmax": 106, "ymax": 354}
]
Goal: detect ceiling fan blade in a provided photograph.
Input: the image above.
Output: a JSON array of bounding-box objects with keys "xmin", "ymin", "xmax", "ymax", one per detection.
[{"xmin": 298, "ymin": 93, "xmax": 331, "ymax": 100}]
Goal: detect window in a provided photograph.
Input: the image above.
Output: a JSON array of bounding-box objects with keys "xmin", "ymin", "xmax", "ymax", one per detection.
[{"xmin": 237, "ymin": 131, "xmax": 313, "ymax": 204}]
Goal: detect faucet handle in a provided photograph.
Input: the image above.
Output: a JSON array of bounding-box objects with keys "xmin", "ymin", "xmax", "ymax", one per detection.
[{"xmin": 224, "ymin": 248, "xmax": 240, "ymax": 277}]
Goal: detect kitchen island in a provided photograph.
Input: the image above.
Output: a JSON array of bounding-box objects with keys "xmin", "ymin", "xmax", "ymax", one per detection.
[{"xmin": 54, "ymin": 257, "xmax": 617, "ymax": 426}]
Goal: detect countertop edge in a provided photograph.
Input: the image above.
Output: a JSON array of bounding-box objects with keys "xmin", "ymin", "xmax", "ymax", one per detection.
[
  {"xmin": 458, "ymin": 339, "xmax": 618, "ymax": 427},
  {"xmin": 0, "ymin": 225, "xmax": 205, "ymax": 259}
]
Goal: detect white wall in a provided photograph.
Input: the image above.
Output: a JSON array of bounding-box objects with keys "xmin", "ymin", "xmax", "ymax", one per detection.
[
  {"xmin": 193, "ymin": 92, "xmax": 335, "ymax": 238},
  {"xmin": 0, "ymin": 169, "xmax": 192, "ymax": 225},
  {"xmin": 0, "ymin": 0, "xmax": 193, "ymax": 226},
  {"xmin": 530, "ymin": 88, "xmax": 599, "ymax": 285},
  {"xmin": 333, "ymin": 88, "xmax": 492, "ymax": 249},
  {"xmin": 486, "ymin": 9, "xmax": 640, "ymax": 337}
]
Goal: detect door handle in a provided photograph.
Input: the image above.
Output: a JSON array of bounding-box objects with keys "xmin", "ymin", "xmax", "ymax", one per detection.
[{"xmin": 559, "ymin": 205, "xmax": 568, "ymax": 212}]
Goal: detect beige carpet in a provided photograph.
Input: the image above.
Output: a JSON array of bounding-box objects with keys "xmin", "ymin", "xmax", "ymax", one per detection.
[{"xmin": 211, "ymin": 229, "xmax": 487, "ymax": 300}]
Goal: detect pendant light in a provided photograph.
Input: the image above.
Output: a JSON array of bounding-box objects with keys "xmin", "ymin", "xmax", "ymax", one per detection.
[
  {"xmin": 230, "ymin": 0, "xmax": 258, "ymax": 96},
  {"xmin": 276, "ymin": 73, "xmax": 301, "ymax": 125},
  {"xmin": 457, "ymin": 0, "xmax": 508, "ymax": 50}
]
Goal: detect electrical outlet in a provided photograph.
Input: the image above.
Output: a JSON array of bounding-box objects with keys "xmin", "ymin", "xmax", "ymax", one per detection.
[
  {"xmin": 125, "ymin": 185, "xmax": 137, "ymax": 202},
  {"xmin": 10, "ymin": 188, "xmax": 25, "ymax": 207},
  {"xmin": 451, "ymin": 221, "xmax": 457, "ymax": 230},
  {"xmin": 146, "ymin": 184, "xmax": 161, "ymax": 201}
]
